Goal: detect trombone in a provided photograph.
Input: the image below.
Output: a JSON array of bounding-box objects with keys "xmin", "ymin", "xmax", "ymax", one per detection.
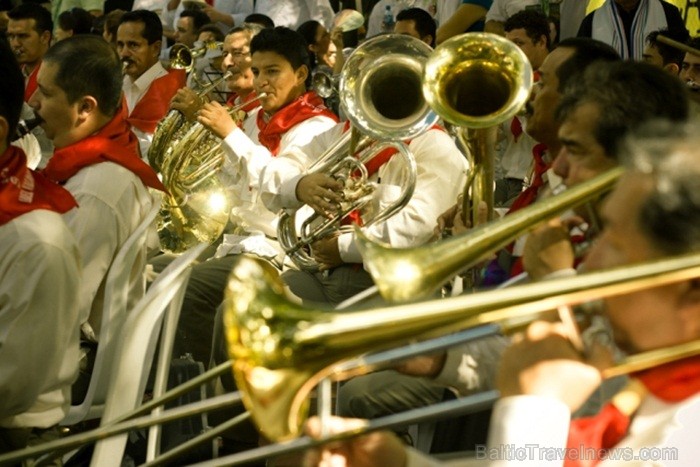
[{"xmin": 4, "ymin": 250, "xmax": 700, "ymax": 464}]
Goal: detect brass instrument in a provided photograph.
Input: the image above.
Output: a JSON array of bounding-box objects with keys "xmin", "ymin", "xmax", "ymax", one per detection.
[
  {"xmin": 277, "ymin": 34, "xmax": 439, "ymax": 271},
  {"xmin": 169, "ymin": 40, "xmax": 223, "ymax": 74},
  {"xmin": 156, "ymin": 93, "xmax": 264, "ymax": 253},
  {"xmin": 424, "ymin": 32, "xmax": 532, "ymax": 225},
  {"xmin": 12, "ymin": 116, "xmax": 42, "ymax": 142},
  {"xmin": 356, "ymin": 167, "xmax": 623, "ymax": 303},
  {"xmin": 224, "ymin": 250, "xmax": 700, "ymax": 442}
]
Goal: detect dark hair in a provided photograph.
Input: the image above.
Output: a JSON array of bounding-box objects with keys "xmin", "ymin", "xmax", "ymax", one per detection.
[
  {"xmin": 296, "ymin": 20, "xmax": 324, "ymax": 69},
  {"xmin": 0, "ymin": 36, "xmax": 24, "ymax": 144},
  {"xmin": 504, "ymin": 9, "xmax": 551, "ymax": 50},
  {"xmin": 118, "ymin": 9, "xmax": 162, "ymax": 44},
  {"xmin": 396, "ymin": 7, "xmax": 437, "ymax": 47},
  {"xmin": 244, "ymin": 13, "xmax": 274, "ymax": 29},
  {"xmin": 8, "ymin": 3, "xmax": 53, "ymax": 35},
  {"xmin": 180, "ymin": 9, "xmax": 211, "ymax": 33},
  {"xmin": 622, "ymin": 122, "xmax": 700, "ymax": 255},
  {"xmin": 556, "ymin": 61, "xmax": 689, "ymax": 159},
  {"xmin": 555, "ymin": 37, "xmax": 620, "ymax": 93},
  {"xmin": 43, "ymin": 36, "xmax": 123, "ymax": 117},
  {"xmin": 645, "ymin": 28, "xmax": 689, "ymax": 68},
  {"xmin": 196, "ymin": 24, "xmax": 225, "ymax": 42},
  {"xmin": 57, "ymin": 8, "xmax": 94, "ymax": 35},
  {"xmin": 251, "ymin": 27, "xmax": 311, "ymax": 85},
  {"xmin": 103, "ymin": 9, "xmax": 126, "ymax": 41},
  {"xmin": 687, "ymin": 37, "xmax": 700, "ymax": 55}
]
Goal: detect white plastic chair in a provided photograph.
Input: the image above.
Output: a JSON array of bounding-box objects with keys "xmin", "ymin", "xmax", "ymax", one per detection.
[
  {"xmin": 89, "ymin": 243, "xmax": 206, "ymax": 467},
  {"xmin": 62, "ymin": 196, "xmax": 161, "ymax": 425}
]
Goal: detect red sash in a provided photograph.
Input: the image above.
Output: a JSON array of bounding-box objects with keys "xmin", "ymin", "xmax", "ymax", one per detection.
[
  {"xmin": 127, "ymin": 69, "xmax": 186, "ymax": 134},
  {"xmin": 0, "ymin": 146, "xmax": 77, "ymax": 225},
  {"xmin": 565, "ymin": 356, "xmax": 700, "ymax": 467},
  {"xmin": 24, "ymin": 63, "xmax": 40, "ymax": 103},
  {"xmin": 43, "ymin": 104, "xmax": 165, "ymax": 191},
  {"xmin": 256, "ymin": 91, "xmax": 338, "ymax": 155}
]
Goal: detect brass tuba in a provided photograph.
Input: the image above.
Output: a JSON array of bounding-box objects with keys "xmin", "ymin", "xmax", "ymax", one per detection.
[
  {"xmin": 276, "ymin": 34, "xmax": 439, "ymax": 271},
  {"xmin": 424, "ymin": 32, "xmax": 533, "ymax": 225}
]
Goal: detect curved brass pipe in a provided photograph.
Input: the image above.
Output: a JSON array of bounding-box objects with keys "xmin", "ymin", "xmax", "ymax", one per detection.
[
  {"xmin": 357, "ymin": 166, "xmax": 623, "ymax": 303},
  {"xmin": 224, "ymin": 247, "xmax": 700, "ymax": 442}
]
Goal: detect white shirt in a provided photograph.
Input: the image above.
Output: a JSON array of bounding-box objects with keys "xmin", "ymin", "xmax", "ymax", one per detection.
[
  {"xmin": 224, "ymin": 108, "xmax": 338, "ymax": 238},
  {"xmin": 260, "ymin": 124, "xmax": 467, "ymax": 263},
  {"xmin": 63, "ymin": 162, "xmax": 154, "ymax": 341},
  {"xmin": 0, "ymin": 210, "xmax": 81, "ymax": 428},
  {"xmin": 166, "ymin": 0, "xmax": 254, "ymax": 33},
  {"xmin": 484, "ymin": 0, "xmax": 583, "ymax": 40},
  {"xmin": 405, "ymin": 393, "xmax": 700, "ymax": 466},
  {"xmin": 123, "ymin": 61, "xmax": 169, "ymax": 158},
  {"xmin": 254, "ymin": 0, "xmax": 335, "ymax": 29},
  {"xmin": 366, "ymin": 0, "xmax": 435, "ymax": 38}
]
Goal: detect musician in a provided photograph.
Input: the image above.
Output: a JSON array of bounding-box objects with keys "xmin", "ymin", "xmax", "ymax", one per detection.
[
  {"xmin": 175, "ymin": 9, "xmax": 210, "ymax": 49},
  {"xmin": 576, "ymin": 0, "xmax": 687, "ymax": 61},
  {"xmin": 306, "ymin": 122, "xmax": 700, "ymax": 466},
  {"xmin": 393, "ymin": 7, "xmax": 437, "ymax": 47},
  {"xmin": 680, "ymin": 37, "xmax": 700, "ymax": 92},
  {"xmin": 170, "ymin": 26, "xmax": 338, "ymax": 366},
  {"xmin": 117, "ymin": 9, "xmax": 186, "ymax": 159},
  {"xmin": 0, "ymin": 37, "xmax": 80, "ymax": 453},
  {"xmin": 642, "ymin": 28, "xmax": 689, "ymax": 76},
  {"xmin": 7, "ymin": 3, "xmax": 52, "ymax": 104},
  {"xmin": 28, "ymin": 37, "xmax": 164, "ymax": 376}
]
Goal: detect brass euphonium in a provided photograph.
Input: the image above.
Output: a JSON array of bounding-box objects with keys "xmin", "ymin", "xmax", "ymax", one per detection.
[
  {"xmin": 156, "ymin": 94, "xmax": 265, "ymax": 253},
  {"xmin": 424, "ymin": 32, "xmax": 533, "ymax": 225},
  {"xmin": 277, "ymin": 34, "xmax": 439, "ymax": 271},
  {"xmin": 224, "ymin": 249, "xmax": 700, "ymax": 442}
]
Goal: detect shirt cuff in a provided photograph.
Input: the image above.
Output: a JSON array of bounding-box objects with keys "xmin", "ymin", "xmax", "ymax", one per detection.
[
  {"xmin": 337, "ymin": 231, "xmax": 362, "ymax": 263},
  {"xmin": 223, "ymin": 127, "xmax": 249, "ymax": 163},
  {"xmin": 280, "ymin": 173, "xmax": 306, "ymax": 210}
]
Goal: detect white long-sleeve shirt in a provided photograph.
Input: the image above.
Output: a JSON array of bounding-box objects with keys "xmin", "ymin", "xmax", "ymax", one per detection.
[
  {"xmin": 254, "ymin": 0, "xmax": 335, "ymax": 29},
  {"xmin": 259, "ymin": 124, "xmax": 467, "ymax": 262},
  {"xmin": 64, "ymin": 162, "xmax": 154, "ymax": 341},
  {"xmin": 0, "ymin": 210, "xmax": 81, "ymax": 428}
]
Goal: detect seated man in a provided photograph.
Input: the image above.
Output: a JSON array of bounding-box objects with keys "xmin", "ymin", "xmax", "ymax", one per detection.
[
  {"xmin": 118, "ymin": 9, "xmax": 186, "ymax": 159},
  {"xmin": 171, "ymin": 26, "xmax": 339, "ymax": 365},
  {"xmin": 29, "ymin": 36, "xmax": 165, "ymax": 388},
  {"xmin": 0, "ymin": 37, "xmax": 81, "ymax": 453},
  {"xmin": 306, "ymin": 120, "xmax": 700, "ymax": 466}
]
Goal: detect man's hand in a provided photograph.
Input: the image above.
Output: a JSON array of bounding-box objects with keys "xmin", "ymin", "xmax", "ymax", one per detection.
[
  {"xmin": 432, "ymin": 199, "xmax": 487, "ymax": 241},
  {"xmin": 311, "ymin": 234, "xmax": 343, "ymax": 271},
  {"xmin": 198, "ymin": 101, "xmax": 236, "ymax": 139},
  {"xmin": 304, "ymin": 416, "xmax": 407, "ymax": 467},
  {"xmin": 296, "ymin": 173, "xmax": 343, "ymax": 218},
  {"xmin": 170, "ymin": 88, "xmax": 203, "ymax": 122},
  {"xmin": 497, "ymin": 321, "xmax": 611, "ymax": 412},
  {"xmin": 522, "ymin": 217, "xmax": 580, "ymax": 280},
  {"xmin": 394, "ymin": 352, "xmax": 447, "ymax": 378}
]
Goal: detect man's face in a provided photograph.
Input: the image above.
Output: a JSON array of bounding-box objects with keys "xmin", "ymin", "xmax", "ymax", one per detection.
[
  {"xmin": 394, "ymin": 19, "xmax": 429, "ymax": 45},
  {"xmin": 552, "ymin": 102, "xmax": 616, "ymax": 188},
  {"xmin": 222, "ymin": 32, "xmax": 254, "ymax": 95},
  {"xmin": 505, "ymin": 28, "xmax": 547, "ymax": 70},
  {"xmin": 175, "ymin": 16, "xmax": 197, "ymax": 48},
  {"xmin": 525, "ymin": 47, "xmax": 573, "ymax": 147},
  {"xmin": 680, "ymin": 52, "xmax": 700, "ymax": 87},
  {"xmin": 642, "ymin": 43, "xmax": 664, "ymax": 67},
  {"xmin": 7, "ymin": 18, "xmax": 50, "ymax": 67},
  {"xmin": 117, "ymin": 21, "xmax": 161, "ymax": 80},
  {"xmin": 585, "ymin": 174, "xmax": 692, "ymax": 353},
  {"xmin": 251, "ymin": 50, "xmax": 307, "ymax": 113},
  {"xmin": 28, "ymin": 61, "xmax": 81, "ymax": 148}
]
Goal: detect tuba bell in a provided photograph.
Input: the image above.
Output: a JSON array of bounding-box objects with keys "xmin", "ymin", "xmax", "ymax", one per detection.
[
  {"xmin": 169, "ymin": 40, "xmax": 223, "ymax": 74},
  {"xmin": 276, "ymin": 34, "xmax": 439, "ymax": 271}
]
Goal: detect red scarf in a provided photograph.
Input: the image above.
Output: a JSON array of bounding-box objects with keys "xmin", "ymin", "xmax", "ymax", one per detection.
[
  {"xmin": 0, "ymin": 146, "xmax": 77, "ymax": 225},
  {"xmin": 256, "ymin": 91, "xmax": 338, "ymax": 155},
  {"xmin": 43, "ymin": 104, "xmax": 165, "ymax": 191},
  {"xmin": 127, "ymin": 69, "xmax": 186, "ymax": 134},
  {"xmin": 565, "ymin": 356, "xmax": 700, "ymax": 467},
  {"xmin": 24, "ymin": 63, "xmax": 40, "ymax": 103}
]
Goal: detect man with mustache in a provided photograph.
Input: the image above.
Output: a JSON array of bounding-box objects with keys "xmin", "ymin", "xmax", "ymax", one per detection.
[{"xmin": 117, "ymin": 9, "xmax": 186, "ymax": 159}]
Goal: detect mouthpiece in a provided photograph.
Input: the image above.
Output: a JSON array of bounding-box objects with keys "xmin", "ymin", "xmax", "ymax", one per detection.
[{"xmin": 13, "ymin": 116, "xmax": 43, "ymax": 142}]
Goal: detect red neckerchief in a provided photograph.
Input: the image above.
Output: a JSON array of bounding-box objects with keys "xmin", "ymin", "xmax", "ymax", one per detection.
[
  {"xmin": 43, "ymin": 104, "xmax": 165, "ymax": 191},
  {"xmin": 256, "ymin": 91, "xmax": 338, "ymax": 155},
  {"xmin": 23, "ymin": 62, "xmax": 40, "ymax": 103},
  {"xmin": 0, "ymin": 146, "xmax": 77, "ymax": 225},
  {"xmin": 565, "ymin": 356, "xmax": 700, "ymax": 467},
  {"xmin": 127, "ymin": 69, "xmax": 186, "ymax": 134}
]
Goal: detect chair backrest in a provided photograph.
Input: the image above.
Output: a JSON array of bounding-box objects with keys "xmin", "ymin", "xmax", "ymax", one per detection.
[
  {"xmin": 89, "ymin": 243, "xmax": 206, "ymax": 467},
  {"xmin": 61, "ymin": 196, "xmax": 162, "ymax": 426}
]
